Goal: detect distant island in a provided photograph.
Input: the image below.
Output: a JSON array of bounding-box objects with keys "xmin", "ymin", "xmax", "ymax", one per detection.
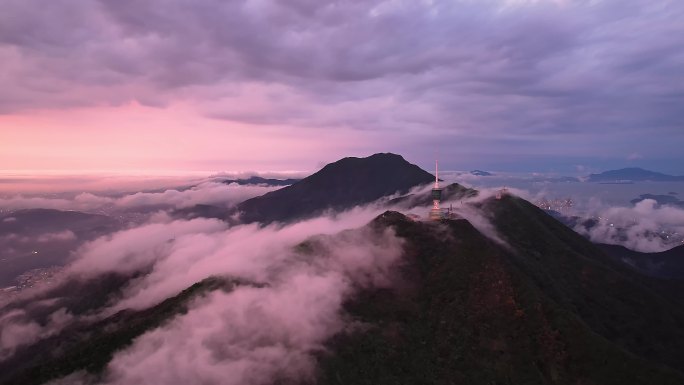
[
  {"xmin": 470, "ymin": 170, "xmax": 494, "ymax": 176},
  {"xmin": 587, "ymin": 167, "xmax": 684, "ymax": 183},
  {"xmin": 220, "ymin": 176, "xmax": 301, "ymax": 186},
  {"xmin": 630, "ymin": 194, "xmax": 684, "ymax": 208},
  {"xmin": 532, "ymin": 176, "xmax": 579, "ymax": 183}
]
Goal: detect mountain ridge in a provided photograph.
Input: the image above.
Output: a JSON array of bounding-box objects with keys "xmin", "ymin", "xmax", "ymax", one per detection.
[
  {"xmin": 3, "ymin": 155, "xmax": 684, "ymax": 384},
  {"xmin": 597, "ymin": 243, "xmax": 684, "ymax": 280},
  {"xmin": 235, "ymin": 153, "xmax": 435, "ymax": 224},
  {"xmin": 220, "ymin": 176, "xmax": 301, "ymax": 187},
  {"xmin": 587, "ymin": 167, "xmax": 684, "ymax": 182},
  {"xmin": 5, "ymin": 202, "xmax": 684, "ymax": 384},
  {"xmin": 316, "ymin": 205, "xmax": 684, "ymax": 384}
]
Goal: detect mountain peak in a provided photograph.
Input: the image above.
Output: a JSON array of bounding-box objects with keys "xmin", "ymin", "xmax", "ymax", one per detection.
[
  {"xmin": 317, "ymin": 153, "xmax": 409, "ymax": 172},
  {"xmin": 236, "ymin": 153, "xmax": 434, "ymax": 224},
  {"xmin": 470, "ymin": 169, "xmax": 494, "ymax": 176},
  {"xmin": 587, "ymin": 167, "xmax": 684, "ymax": 182}
]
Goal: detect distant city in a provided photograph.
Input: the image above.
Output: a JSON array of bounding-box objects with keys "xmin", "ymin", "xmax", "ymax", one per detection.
[
  {"xmin": 534, "ymin": 197, "xmax": 575, "ymax": 212},
  {"xmin": 0, "ymin": 266, "xmax": 63, "ymax": 300}
]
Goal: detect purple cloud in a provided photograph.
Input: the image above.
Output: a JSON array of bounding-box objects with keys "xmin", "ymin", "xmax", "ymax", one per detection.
[{"xmin": 1, "ymin": 0, "xmax": 682, "ymax": 171}]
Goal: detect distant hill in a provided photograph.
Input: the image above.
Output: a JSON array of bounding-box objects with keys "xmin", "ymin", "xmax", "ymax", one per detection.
[
  {"xmin": 630, "ymin": 194, "xmax": 684, "ymax": 208},
  {"xmin": 0, "ymin": 209, "xmax": 119, "ymax": 286},
  {"xmin": 386, "ymin": 182, "xmax": 478, "ymax": 208},
  {"xmin": 533, "ymin": 176, "xmax": 580, "ymax": 183},
  {"xmin": 235, "ymin": 153, "xmax": 435, "ymax": 224},
  {"xmin": 587, "ymin": 168, "xmax": 684, "ymax": 182},
  {"xmin": 220, "ymin": 176, "xmax": 300, "ymax": 186},
  {"xmin": 0, "ymin": 208, "xmax": 116, "ymax": 235},
  {"xmin": 470, "ymin": 170, "xmax": 493, "ymax": 176},
  {"xmin": 171, "ymin": 204, "xmax": 231, "ymax": 220}
]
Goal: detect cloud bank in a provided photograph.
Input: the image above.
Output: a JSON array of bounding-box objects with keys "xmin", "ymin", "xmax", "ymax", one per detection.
[
  {"xmin": 1, "ymin": 201, "xmax": 405, "ymax": 384},
  {"xmin": 0, "ymin": 181, "xmax": 279, "ymax": 213},
  {"xmin": 2, "ymin": 0, "xmax": 683, "ymax": 171},
  {"xmin": 85, "ymin": 207, "xmax": 402, "ymax": 385},
  {"xmin": 575, "ymin": 198, "xmax": 684, "ymax": 252},
  {"xmin": 1, "ymin": 178, "xmax": 680, "ymax": 384}
]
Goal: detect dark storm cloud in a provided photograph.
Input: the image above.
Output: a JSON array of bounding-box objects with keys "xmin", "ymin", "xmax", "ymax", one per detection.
[{"xmin": 1, "ymin": 0, "xmax": 682, "ymax": 163}]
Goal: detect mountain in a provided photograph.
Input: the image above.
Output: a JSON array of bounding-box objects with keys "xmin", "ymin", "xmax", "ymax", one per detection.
[
  {"xmin": 4, "ymin": 156, "xmax": 684, "ymax": 384},
  {"xmin": 587, "ymin": 168, "xmax": 684, "ymax": 182},
  {"xmin": 5, "ymin": 197, "xmax": 684, "ymax": 384},
  {"xmin": 483, "ymin": 197, "xmax": 684, "ymax": 370},
  {"xmin": 0, "ymin": 275, "xmax": 250, "ymax": 385},
  {"xmin": 235, "ymin": 153, "xmax": 435, "ymax": 224},
  {"xmin": 470, "ymin": 170, "xmax": 494, "ymax": 176},
  {"xmin": 597, "ymin": 243, "xmax": 684, "ymax": 280},
  {"xmin": 316, "ymin": 200, "xmax": 684, "ymax": 385},
  {"xmin": 220, "ymin": 176, "xmax": 300, "ymax": 186}
]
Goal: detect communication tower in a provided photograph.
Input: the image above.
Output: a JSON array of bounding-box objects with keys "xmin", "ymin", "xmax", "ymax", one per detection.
[{"xmin": 429, "ymin": 160, "xmax": 443, "ymax": 221}]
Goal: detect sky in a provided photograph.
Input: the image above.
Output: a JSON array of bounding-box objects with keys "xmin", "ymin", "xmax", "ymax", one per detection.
[{"xmin": 1, "ymin": 0, "xmax": 683, "ymax": 175}]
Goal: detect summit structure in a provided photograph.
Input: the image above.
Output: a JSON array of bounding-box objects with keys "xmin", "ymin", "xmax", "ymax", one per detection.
[{"xmin": 429, "ymin": 159, "xmax": 443, "ymax": 220}]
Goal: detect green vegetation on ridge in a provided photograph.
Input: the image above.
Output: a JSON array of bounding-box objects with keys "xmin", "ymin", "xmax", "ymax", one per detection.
[
  {"xmin": 315, "ymin": 209, "xmax": 684, "ymax": 385},
  {"xmin": 0, "ymin": 277, "xmax": 244, "ymax": 385}
]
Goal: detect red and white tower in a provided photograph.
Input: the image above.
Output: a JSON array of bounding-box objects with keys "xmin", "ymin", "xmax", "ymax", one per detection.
[{"xmin": 429, "ymin": 159, "xmax": 443, "ymax": 221}]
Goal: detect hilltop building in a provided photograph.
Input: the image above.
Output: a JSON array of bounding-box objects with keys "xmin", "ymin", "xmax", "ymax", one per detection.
[{"xmin": 496, "ymin": 187, "xmax": 509, "ymax": 200}]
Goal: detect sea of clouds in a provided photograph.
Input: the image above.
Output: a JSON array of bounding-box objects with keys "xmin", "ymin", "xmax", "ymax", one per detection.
[
  {"xmin": 1, "ymin": 205, "xmax": 405, "ymax": 384},
  {"xmin": 574, "ymin": 198, "xmax": 684, "ymax": 253},
  {"xmin": 0, "ymin": 181, "xmax": 280, "ymax": 213},
  {"xmin": 1, "ymin": 175, "xmax": 683, "ymax": 384},
  {"xmin": 0, "ymin": 176, "xmax": 522, "ymax": 385}
]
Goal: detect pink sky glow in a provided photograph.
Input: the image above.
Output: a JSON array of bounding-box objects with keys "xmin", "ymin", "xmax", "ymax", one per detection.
[
  {"xmin": 1, "ymin": 0, "xmax": 682, "ymax": 175},
  {"xmin": 0, "ymin": 102, "xmax": 372, "ymax": 174}
]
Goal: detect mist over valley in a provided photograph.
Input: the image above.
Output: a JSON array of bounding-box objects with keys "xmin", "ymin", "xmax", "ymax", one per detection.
[{"xmin": 1, "ymin": 154, "xmax": 683, "ymax": 385}]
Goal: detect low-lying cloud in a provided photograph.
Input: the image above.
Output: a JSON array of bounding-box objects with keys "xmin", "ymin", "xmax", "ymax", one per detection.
[
  {"xmin": 90, "ymin": 208, "xmax": 401, "ymax": 385},
  {"xmin": 460, "ymin": 176, "xmax": 684, "ymax": 253},
  {"xmin": 100, "ymin": 226, "xmax": 402, "ymax": 385},
  {"xmin": 0, "ymin": 181, "xmax": 280, "ymax": 213},
  {"xmin": 1, "ymin": 201, "xmax": 404, "ymax": 384},
  {"xmin": 68, "ymin": 203, "xmax": 399, "ymax": 312},
  {"xmin": 0, "ymin": 307, "xmax": 72, "ymax": 360},
  {"xmin": 114, "ymin": 182, "xmax": 280, "ymax": 210},
  {"xmin": 4, "ymin": 179, "xmax": 680, "ymax": 385},
  {"xmin": 36, "ymin": 230, "xmax": 77, "ymax": 243},
  {"xmin": 575, "ymin": 199, "xmax": 684, "ymax": 252}
]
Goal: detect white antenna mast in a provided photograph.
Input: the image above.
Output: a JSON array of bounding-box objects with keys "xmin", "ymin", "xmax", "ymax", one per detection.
[{"xmin": 429, "ymin": 156, "xmax": 443, "ymax": 221}]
